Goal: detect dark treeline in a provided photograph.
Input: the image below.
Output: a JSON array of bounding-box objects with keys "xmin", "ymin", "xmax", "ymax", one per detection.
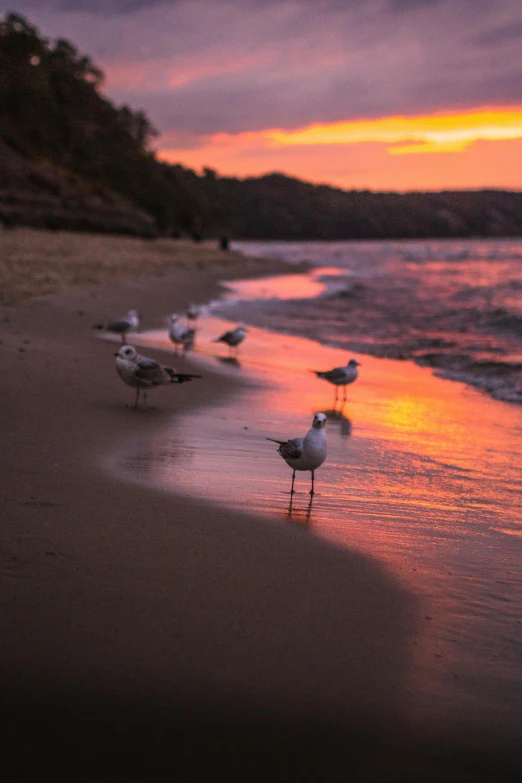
[
  {"xmin": 197, "ymin": 172, "xmax": 522, "ymax": 240},
  {"xmin": 1, "ymin": 12, "xmax": 522, "ymax": 240}
]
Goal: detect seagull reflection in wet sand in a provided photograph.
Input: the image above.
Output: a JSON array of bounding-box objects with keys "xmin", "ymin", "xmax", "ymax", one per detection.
[
  {"xmin": 285, "ymin": 495, "xmax": 313, "ymax": 525},
  {"xmin": 324, "ymin": 408, "xmax": 352, "ymax": 437},
  {"xmin": 216, "ymin": 356, "xmax": 241, "ymax": 368}
]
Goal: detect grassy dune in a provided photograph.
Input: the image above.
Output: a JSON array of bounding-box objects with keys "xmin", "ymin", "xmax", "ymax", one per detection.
[{"xmin": 0, "ymin": 228, "xmax": 253, "ymax": 305}]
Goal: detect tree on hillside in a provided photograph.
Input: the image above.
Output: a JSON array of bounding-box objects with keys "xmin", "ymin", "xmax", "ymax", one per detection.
[{"xmin": 0, "ymin": 12, "xmax": 202, "ymax": 233}]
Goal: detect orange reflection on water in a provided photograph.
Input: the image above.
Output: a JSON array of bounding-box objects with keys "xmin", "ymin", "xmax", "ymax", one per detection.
[
  {"xmin": 131, "ymin": 317, "xmax": 522, "ymax": 576},
  {"xmin": 135, "ymin": 317, "xmax": 521, "ymax": 553},
  {"xmin": 223, "ymin": 267, "xmax": 343, "ymax": 302}
]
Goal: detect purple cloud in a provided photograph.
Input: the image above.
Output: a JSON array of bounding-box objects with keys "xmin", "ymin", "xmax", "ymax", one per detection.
[{"xmin": 9, "ymin": 0, "xmax": 522, "ymax": 146}]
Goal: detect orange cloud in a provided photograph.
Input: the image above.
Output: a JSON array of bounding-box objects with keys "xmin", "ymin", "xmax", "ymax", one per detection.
[
  {"xmin": 215, "ymin": 107, "xmax": 522, "ymax": 154},
  {"xmin": 156, "ymin": 107, "xmax": 522, "ymax": 191}
]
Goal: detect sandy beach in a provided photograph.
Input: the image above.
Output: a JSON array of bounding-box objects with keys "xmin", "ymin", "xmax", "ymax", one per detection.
[{"xmin": 1, "ymin": 229, "xmax": 521, "ymax": 780}]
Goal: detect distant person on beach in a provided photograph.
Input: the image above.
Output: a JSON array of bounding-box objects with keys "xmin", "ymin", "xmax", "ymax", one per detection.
[
  {"xmin": 186, "ymin": 303, "xmax": 201, "ymax": 322},
  {"xmin": 219, "ymin": 234, "xmax": 230, "ymax": 251}
]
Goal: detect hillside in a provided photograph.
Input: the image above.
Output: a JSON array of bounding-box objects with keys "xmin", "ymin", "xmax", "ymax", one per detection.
[
  {"xmin": 0, "ymin": 137, "xmax": 156, "ymax": 236},
  {"xmin": 1, "ymin": 12, "xmax": 522, "ymax": 241},
  {"xmin": 196, "ymin": 172, "xmax": 522, "ymax": 240}
]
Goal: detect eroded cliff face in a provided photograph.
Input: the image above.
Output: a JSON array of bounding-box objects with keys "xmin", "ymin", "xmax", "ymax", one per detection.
[{"xmin": 0, "ymin": 138, "xmax": 157, "ymax": 237}]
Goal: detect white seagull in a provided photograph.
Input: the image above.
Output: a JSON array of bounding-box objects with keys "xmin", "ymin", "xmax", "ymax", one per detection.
[
  {"xmin": 313, "ymin": 358, "xmax": 360, "ymax": 401},
  {"xmin": 95, "ymin": 309, "xmax": 139, "ymax": 344},
  {"xmin": 214, "ymin": 323, "xmax": 246, "ymax": 356},
  {"xmin": 114, "ymin": 345, "xmax": 201, "ymax": 409},
  {"xmin": 266, "ymin": 412, "xmax": 327, "ymax": 496},
  {"xmin": 168, "ymin": 314, "xmax": 195, "ymax": 355}
]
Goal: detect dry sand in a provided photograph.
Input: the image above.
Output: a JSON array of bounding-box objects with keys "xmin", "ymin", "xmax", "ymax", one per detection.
[{"xmin": 1, "ymin": 229, "xmax": 519, "ymax": 780}]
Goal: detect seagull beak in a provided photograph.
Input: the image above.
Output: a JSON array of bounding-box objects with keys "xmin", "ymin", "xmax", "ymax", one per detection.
[{"xmin": 114, "ymin": 352, "xmax": 119, "ymax": 357}]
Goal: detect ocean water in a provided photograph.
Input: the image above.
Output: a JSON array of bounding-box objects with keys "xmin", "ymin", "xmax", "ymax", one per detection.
[{"xmin": 217, "ymin": 238, "xmax": 522, "ymax": 404}]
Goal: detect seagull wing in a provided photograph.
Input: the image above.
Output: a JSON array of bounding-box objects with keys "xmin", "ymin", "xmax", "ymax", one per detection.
[
  {"xmin": 215, "ymin": 330, "xmax": 233, "ymax": 343},
  {"xmin": 106, "ymin": 317, "xmax": 130, "ymax": 333},
  {"xmin": 316, "ymin": 366, "xmax": 346, "ymax": 381},
  {"xmin": 134, "ymin": 356, "xmax": 166, "ymax": 385},
  {"xmin": 278, "ymin": 437, "xmax": 302, "ymax": 460},
  {"xmin": 163, "ymin": 367, "xmax": 202, "ymax": 384}
]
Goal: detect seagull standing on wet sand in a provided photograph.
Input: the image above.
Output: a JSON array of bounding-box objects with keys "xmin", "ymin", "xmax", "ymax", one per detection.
[
  {"xmin": 266, "ymin": 412, "xmax": 327, "ymax": 497},
  {"xmin": 214, "ymin": 323, "xmax": 246, "ymax": 356},
  {"xmin": 94, "ymin": 309, "xmax": 139, "ymax": 344},
  {"xmin": 168, "ymin": 314, "xmax": 195, "ymax": 355},
  {"xmin": 313, "ymin": 358, "xmax": 360, "ymax": 402},
  {"xmin": 114, "ymin": 345, "xmax": 201, "ymax": 409}
]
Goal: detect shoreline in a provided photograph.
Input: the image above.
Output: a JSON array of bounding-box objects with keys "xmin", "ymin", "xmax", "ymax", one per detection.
[
  {"xmin": 0, "ymin": 242, "xmax": 415, "ymax": 778},
  {"xmin": 1, "ymin": 234, "xmax": 521, "ymax": 779},
  {"xmin": 227, "ymin": 237, "xmax": 522, "ymax": 406},
  {"xmin": 115, "ymin": 306, "xmax": 522, "ymax": 757}
]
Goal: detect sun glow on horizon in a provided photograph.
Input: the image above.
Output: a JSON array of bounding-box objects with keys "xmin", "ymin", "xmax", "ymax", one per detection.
[
  {"xmin": 156, "ymin": 105, "xmax": 522, "ymax": 191},
  {"xmin": 212, "ymin": 106, "xmax": 522, "ymax": 155}
]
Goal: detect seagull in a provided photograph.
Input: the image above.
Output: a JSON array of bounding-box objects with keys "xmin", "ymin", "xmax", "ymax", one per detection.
[
  {"xmin": 114, "ymin": 345, "xmax": 201, "ymax": 409},
  {"xmin": 313, "ymin": 358, "xmax": 360, "ymax": 402},
  {"xmin": 186, "ymin": 304, "xmax": 201, "ymax": 322},
  {"xmin": 168, "ymin": 314, "xmax": 196, "ymax": 355},
  {"xmin": 266, "ymin": 412, "xmax": 327, "ymax": 497},
  {"xmin": 94, "ymin": 309, "xmax": 139, "ymax": 343},
  {"xmin": 214, "ymin": 323, "xmax": 246, "ymax": 356}
]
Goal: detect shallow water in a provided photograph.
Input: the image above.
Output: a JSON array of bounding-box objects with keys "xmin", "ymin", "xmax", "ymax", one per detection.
[
  {"xmin": 217, "ymin": 238, "xmax": 522, "ymax": 403},
  {"xmin": 115, "ymin": 311, "xmax": 522, "ymax": 744}
]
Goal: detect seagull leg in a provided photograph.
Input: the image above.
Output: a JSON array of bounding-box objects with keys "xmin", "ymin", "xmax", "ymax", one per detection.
[
  {"xmin": 343, "ymin": 385, "xmax": 347, "ymax": 402},
  {"xmin": 290, "ymin": 470, "xmax": 296, "ymax": 495},
  {"xmin": 310, "ymin": 470, "xmax": 315, "ymax": 497},
  {"xmin": 134, "ymin": 388, "xmax": 140, "ymax": 409},
  {"xmin": 143, "ymin": 391, "xmax": 148, "ymax": 409},
  {"xmin": 121, "ymin": 332, "xmax": 126, "ymax": 344}
]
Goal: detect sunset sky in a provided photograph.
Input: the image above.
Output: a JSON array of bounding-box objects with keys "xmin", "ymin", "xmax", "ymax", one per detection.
[{"xmin": 13, "ymin": 0, "xmax": 522, "ymax": 191}]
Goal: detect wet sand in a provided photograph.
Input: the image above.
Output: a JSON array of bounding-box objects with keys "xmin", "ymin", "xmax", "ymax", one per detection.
[{"xmin": 1, "ymin": 237, "xmax": 521, "ymax": 779}]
